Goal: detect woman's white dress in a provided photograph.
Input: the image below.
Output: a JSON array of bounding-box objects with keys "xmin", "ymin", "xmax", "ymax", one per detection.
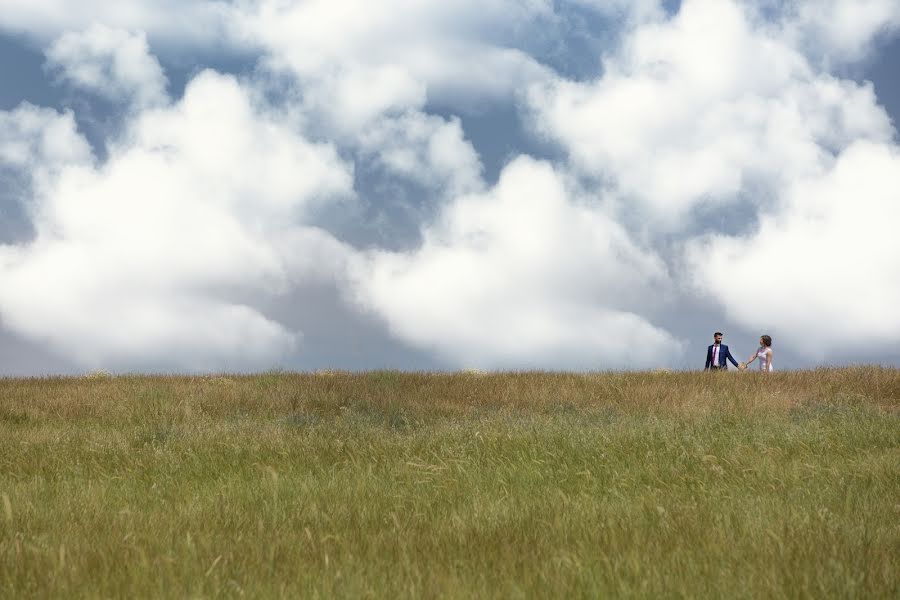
[{"xmin": 756, "ymin": 347, "xmax": 773, "ymax": 372}]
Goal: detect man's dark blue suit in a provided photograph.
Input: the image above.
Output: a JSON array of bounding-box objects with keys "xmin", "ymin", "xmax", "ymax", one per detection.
[{"xmin": 705, "ymin": 344, "xmax": 739, "ymax": 370}]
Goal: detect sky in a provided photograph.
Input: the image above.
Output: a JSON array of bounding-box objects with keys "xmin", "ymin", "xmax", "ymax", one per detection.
[{"xmin": 1, "ymin": 0, "xmax": 899, "ymax": 375}]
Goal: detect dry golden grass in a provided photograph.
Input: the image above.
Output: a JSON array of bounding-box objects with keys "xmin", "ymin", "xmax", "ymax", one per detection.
[{"xmin": 0, "ymin": 367, "xmax": 898, "ymax": 598}]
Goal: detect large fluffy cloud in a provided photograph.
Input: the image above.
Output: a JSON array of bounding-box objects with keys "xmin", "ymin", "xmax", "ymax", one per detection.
[
  {"xmin": 688, "ymin": 140, "xmax": 900, "ymax": 352},
  {"xmin": 45, "ymin": 25, "xmax": 168, "ymax": 109},
  {"xmin": 0, "ymin": 104, "xmax": 93, "ymax": 172},
  {"xmin": 353, "ymin": 156, "xmax": 677, "ymax": 369},
  {"xmin": 0, "ymin": 70, "xmax": 354, "ymax": 370},
  {"xmin": 529, "ymin": 0, "xmax": 894, "ymax": 226},
  {"xmin": 356, "ymin": 112, "xmax": 484, "ymax": 198},
  {"xmin": 529, "ymin": 0, "xmax": 900, "ymax": 360},
  {"xmin": 783, "ymin": 0, "xmax": 900, "ymax": 64},
  {"xmin": 1, "ymin": 0, "xmax": 899, "ymax": 372},
  {"xmin": 235, "ymin": 0, "xmax": 556, "ymax": 116},
  {"xmin": 0, "ymin": 0, "xmax": 233, "ymax": 47}
]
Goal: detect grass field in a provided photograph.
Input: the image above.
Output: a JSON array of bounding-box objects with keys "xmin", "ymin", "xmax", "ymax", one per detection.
[{"xmin": 0, "ymin": 368, "xmax": 898, "ymax": 598}]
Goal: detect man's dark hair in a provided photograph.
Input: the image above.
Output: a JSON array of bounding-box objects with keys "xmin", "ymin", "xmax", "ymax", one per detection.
[
  {"xmin": 761, "ymin": 335, "xmax": 772, "ymax": 347},
  {"xmin": 714, "ymin": 332, "xmax": 723, "ymax": 337}
]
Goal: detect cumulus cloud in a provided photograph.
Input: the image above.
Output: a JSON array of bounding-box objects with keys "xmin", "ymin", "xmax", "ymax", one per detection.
[
  {"xmin": 1, "ymin": 0, "xmax": 900, "ymax": 372},
  {"xmin": 782, "ymin": 0, "xmax": 900, "ymax": 65},
  {"xmin": 45, "ymin": 25, "xmax": 168, "ymax": 109},
  {"xmin": 526, "ymin": 0, "xmax": 900, "ymax": 361},
  {"xmin": 0, "ymin": 104, "xmax": 93, "ymax": 171},
  {"xmin": 529, "ymin": 0, "xmax": 895, "ymax": 227},
  {"xmin": 0, "ymin": 104, "xmax": 94, "ymax": 247},
  {"xmin": 357, "ymin": 112, "xmax": 484, "ymax": 198},
  {"xmin": 300, "ymin": 65, "xmax": 428, "ymax": 137},
  {"xmin": 353, "ymin": 156, "xmax": 677, "ymax": 369},
  {"xmin": 0, "ymin": 70, "xmax": 355, "ymax": 371},
  {"xmin": 234, "ymin": 0, "xmax": 557, "ymax": 127},
  {"xmin": 0, "ymin": 0, "xmax": 233, "ymax": 47},
  {"xmin": 687, "ymin": 140, "xmax": 900, "ymax": 353}
]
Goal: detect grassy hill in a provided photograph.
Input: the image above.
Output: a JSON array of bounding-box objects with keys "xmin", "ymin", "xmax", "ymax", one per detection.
[{"xmin": 1, "ymin": 368, "xmax": 898, "ymax": 597}]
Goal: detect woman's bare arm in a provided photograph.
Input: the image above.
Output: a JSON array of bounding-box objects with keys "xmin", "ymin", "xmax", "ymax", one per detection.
[{"xmin": 765, "ymin": 349, "xmax": 773, "ymax": 372}]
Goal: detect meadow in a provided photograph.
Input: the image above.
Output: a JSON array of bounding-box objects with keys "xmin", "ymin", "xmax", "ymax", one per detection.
[{"xmin": 0, "ymin": 368, "xmax": 898, "ymax": 598}]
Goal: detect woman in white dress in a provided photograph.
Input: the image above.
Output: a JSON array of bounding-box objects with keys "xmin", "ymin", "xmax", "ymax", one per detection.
[{"xmin": 741, "ymin": 335, "xmax": 773, "ymax": 372}]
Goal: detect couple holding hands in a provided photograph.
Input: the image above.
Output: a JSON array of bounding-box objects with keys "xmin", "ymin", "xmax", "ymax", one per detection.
[{"xmin": 704, "ymin": 331, "xmax": 774, "ymax": 372}]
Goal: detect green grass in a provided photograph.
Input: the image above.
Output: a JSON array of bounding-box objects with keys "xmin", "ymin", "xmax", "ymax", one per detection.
[{"xmin": 1, "ymin": 368, "xmax": 898, "ymax": 598}]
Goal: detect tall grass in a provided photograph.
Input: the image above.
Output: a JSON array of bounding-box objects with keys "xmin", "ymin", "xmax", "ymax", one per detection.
[{"xmin": 1, "ymin": 368, "xmax": 898, "ymax": 598}]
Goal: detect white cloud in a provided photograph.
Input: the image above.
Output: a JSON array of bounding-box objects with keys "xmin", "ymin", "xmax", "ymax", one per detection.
[
  {"xmin": 782, "ymin": 0, "xmax": 900, "ymax": 64},
  {"xmin": 306, "ymin": 65, "xmax": 427, "ymax": 136},
  {"xmin": 687, "ymin": 140, "xmax": 900, "ymax": 353},
  {"xmin": 0, "ymin": 70, "xmax": 355, "ymax": 371},
  {"xmin": 528, "ymin": 0, "xmax": 895, "ymax": 227},
  {"xmin": 353, "ymin": 156, "xmax": 677, "ymax": 369},
  {"xmin": 2, "ymin": 0, "xmax": 900, "ymax": 372},
  {"xmin": 0, "ymin": 0, "xmax": 232, "ymax": 47},
  {"xmin": 45, "ymin": 25, "xmax": 169, "ymax": 109},
  {"xmin": 0, "ymin": 104, "xmax": 93, "ymax": 171},
  {"xmin": 235, "ymin": 0, "xmax": 557, "ymax": 129},
  {"xmin": 523, "ymin": 0, "xmax": 900, "ymax": 361},
  {"xmin": 357, "ymin": 112, "xmax": 484, "ymax": 198}
]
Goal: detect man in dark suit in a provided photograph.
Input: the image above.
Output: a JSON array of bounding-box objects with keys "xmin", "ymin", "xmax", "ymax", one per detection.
[{"xmin": 705, "ymin": 331, "xmax": 740, "ymax": 371}]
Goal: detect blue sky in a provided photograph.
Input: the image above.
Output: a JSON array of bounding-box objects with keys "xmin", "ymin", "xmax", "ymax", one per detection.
[{"xmin": 1, "ymin": 0, "xmax": 899, "ymax": 374}]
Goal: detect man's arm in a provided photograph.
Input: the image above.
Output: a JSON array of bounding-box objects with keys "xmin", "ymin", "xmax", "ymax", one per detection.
[
  {"xmin": 725, "ymin": 346, "xmax": 740, "ymax": 368},
  {"xmin": 704, "ymin": 347, "xmax": 711, "ymax": 370}
]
